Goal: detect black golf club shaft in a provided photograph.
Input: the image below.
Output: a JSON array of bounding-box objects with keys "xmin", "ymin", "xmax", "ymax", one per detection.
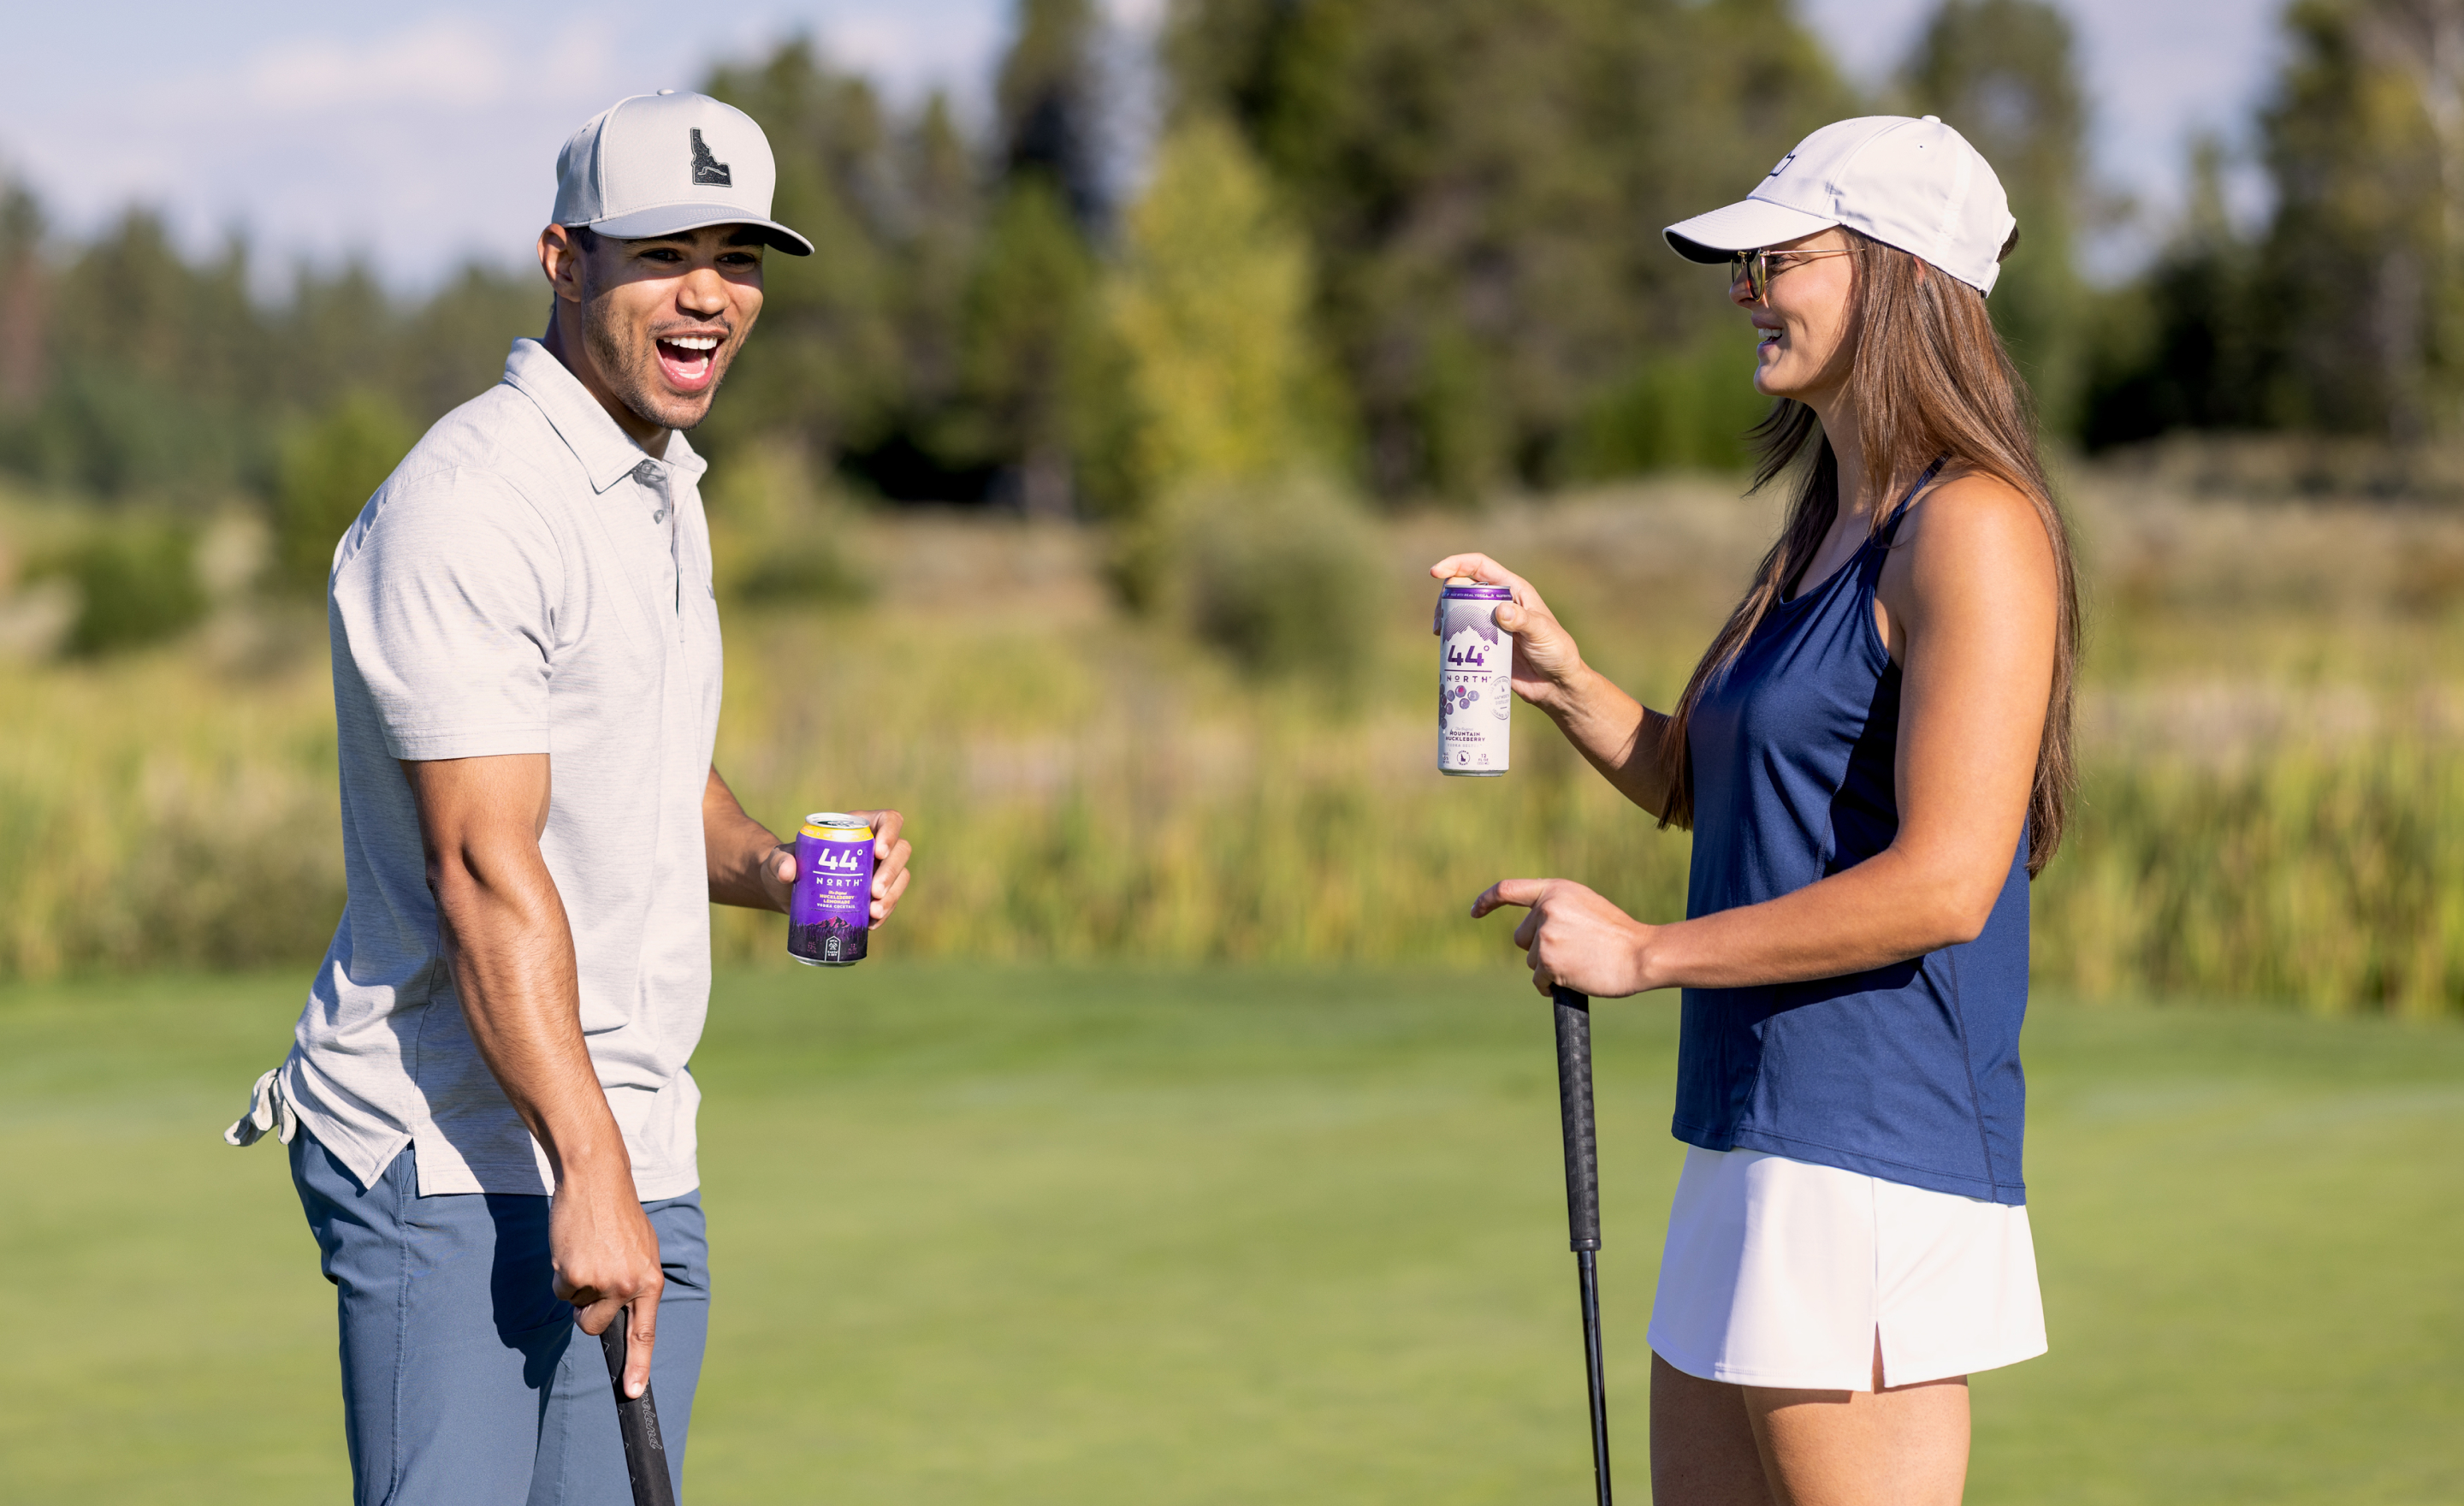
[
  {"xmin": 1553, "ymin": 985, "xmax": 1614, "ymax": 1506},
  {"xmin": 600, "ymin": 1309, "xmax": 678, "ymax": 1506}
]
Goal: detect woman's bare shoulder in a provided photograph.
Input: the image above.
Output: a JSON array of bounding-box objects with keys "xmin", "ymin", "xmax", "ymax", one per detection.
[
  {"xmin": 1896, "ymin": 466, "xmax": 2052, "ymax": 561},
  {"xmin": 1879, "ymin": 465, "xmax": 2058, "ymax": 638}
]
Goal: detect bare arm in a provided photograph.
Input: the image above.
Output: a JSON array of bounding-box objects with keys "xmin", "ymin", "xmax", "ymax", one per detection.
[
  {"xmin": 400, "ymin": 753, "xmax": 663, "ymax": 1395},
  {"xmin": 702, "ymin": 765, "xmax": 915, "ymax": 921},
  {"xmin": 1473, "ymin": 474, "xmax": 2058, "ymax": 996},
  {"xmin": 1426, "ymin": 553, "xmax": 1685, "ymax": 817}
]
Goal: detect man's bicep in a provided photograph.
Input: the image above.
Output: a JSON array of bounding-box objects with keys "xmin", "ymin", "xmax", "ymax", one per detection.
[{"xmin": 400, "ymin": 754, "xmax": 554, "ymax": 870}]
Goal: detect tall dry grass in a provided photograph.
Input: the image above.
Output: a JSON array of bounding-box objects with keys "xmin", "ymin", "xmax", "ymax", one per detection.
[{"xmin": 6, "ymin": 471, "xmax": 2464, "ymax": 1016}]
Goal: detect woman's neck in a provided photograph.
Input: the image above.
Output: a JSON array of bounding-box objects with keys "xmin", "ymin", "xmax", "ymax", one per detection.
[{"xmin": 1806, "ymin": 389, "xmax": 1876, "ymax": 525}]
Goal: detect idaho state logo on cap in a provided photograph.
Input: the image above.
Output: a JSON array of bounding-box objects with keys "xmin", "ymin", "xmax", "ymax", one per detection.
[{"xmin": 689, "ymin": 128, "xmax": 732, "ymax": 188}]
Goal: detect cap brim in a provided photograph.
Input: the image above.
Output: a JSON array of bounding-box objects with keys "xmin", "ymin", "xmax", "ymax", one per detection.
[
  {"xmin": 583, "ymin": 205, "xmax": 815, "ymax": 257},
  {"xmin": 1663, "ymin": 197, "xmax": 1839, "ymax": 263}
]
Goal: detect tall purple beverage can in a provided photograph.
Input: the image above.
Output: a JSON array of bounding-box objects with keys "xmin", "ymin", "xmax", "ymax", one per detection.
[
  {"xmin": 789, "ymin": 812, "xmax": 874, "ymax": 967},
  {"xmin": 1437, "ymin": 579, "xmax": 1513, "ymax": 776}
]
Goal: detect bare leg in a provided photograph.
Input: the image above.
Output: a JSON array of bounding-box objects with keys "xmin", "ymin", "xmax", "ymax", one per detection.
[
  {"xmin": 1650, "ymin": 1352, "xmax": 1776, "ymax": 1506},
  {"xmin": 1741, "ymin": 1341, "xmax": 1970, "ymax": 1506}
]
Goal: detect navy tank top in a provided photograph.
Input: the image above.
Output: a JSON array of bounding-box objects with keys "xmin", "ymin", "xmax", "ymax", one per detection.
[{"xmin": 1675, "ymin": 471, "xmax": 2030, "ymax": 1204}]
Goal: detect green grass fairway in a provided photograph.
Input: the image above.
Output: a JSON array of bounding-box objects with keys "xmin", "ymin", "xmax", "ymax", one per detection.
[{"xmin": 3, "ymin": 967, "xmax": 2459, "ymax": 1503}]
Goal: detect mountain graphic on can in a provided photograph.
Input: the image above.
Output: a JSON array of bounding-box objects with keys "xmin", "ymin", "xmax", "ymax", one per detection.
[
  {"xmin": 1437, "ymin": 579, "xmax": 1513, "ymax": 776},
  {"xmin": 789, "ymin": 813, "xmax": 874, "ymax": 966}
]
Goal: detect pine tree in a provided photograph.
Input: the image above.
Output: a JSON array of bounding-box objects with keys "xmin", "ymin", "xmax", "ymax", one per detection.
[
  {"xmin": 702, "ymin": 39, "xmax": 909, "ymax": 459},
  {"xmin": 1172, "ymin": 0, "xmax": 1853, "ymax": 500},
  {"xmin": 39, "ymin": 211, "xmax": 268, "ymax": 500},
  {"xmin": 1108, "ymin": 116, "xmax": 1333, "ymax": 503},
  {"xmin": 953, "ymin": 181, "xmax": 1106, "ymax": 517},
  {"xmin": 2082, "ymin": 2, "xmax": 2464, "ymax": 447},
  {"xmin": 898, "ymin": 92, "xmax": 984, "ymax": 415},
  {"xmin": 0, "ymin": 181, "xmax": 46, "ymax": 416},
  {"xmin": 922, "ymin": 0, "xmax": 1126, "ymax": 515},
  {"xmin": 2082, "ymin": 137, "xmax": 2267, "ymax": 446},
  {"xmin": 1103, "ymin": 116, "xmax": 1374, "ymax": 662},
  {"xmin": 1903, "ymin": 0, "xmax": 2093, "ymax": 436},
  {"xmin": 2257, "ymin": 0, "xmax": 2459, "ymax": 438},
  {"xmin": 998, "ymin": 0, "xmax": 1112, "ymax": 236}
]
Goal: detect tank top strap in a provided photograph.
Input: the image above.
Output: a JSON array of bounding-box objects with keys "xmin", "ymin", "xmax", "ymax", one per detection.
[{"xmin": 1875, "ymin": 455, "xmax": 1951, "ymax": 548}]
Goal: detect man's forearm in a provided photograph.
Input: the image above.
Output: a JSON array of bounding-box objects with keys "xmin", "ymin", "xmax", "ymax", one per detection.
[
  {"xmin": 432, "ymin": 850, "xmax": 629, "ymax": 1183},
  {"xmin": 703, "ymin": 765, "xmax": 788, "ymax": 910},
  {"xmin": 402, "ymin": 752, "xmax": 663, "ymax": 1372}
]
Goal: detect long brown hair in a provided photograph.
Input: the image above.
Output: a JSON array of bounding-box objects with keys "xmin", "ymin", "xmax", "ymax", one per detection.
[{"xmin": 1660, "ymin": 228, "xmax": 2080, "ymax": 877}]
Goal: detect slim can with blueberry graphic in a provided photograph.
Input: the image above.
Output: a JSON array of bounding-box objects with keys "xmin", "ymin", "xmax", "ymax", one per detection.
[
  {"xmin": 789, "ymin": 813, "xmax": 875, "ymax": 966},
  {"xmin": 1437, "ymin": 579, "xmax": 1513, "ymax": 776}
]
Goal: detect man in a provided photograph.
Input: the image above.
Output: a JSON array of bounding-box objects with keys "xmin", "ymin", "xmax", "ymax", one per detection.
[{"xmin": 224, "ymin": 91, "xmax": 913, "ymax": 1503}]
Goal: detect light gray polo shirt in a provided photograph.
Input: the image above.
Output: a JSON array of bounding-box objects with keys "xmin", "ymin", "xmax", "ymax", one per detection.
[{"xmin": 276, "ymin": 336, "xmax": 725, "ymax": 1200}]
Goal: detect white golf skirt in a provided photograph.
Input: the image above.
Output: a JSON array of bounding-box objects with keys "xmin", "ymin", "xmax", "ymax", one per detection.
[{"xmin": 1647, "ymin": 1146, "xmax": 2047, "ymax": 1391}]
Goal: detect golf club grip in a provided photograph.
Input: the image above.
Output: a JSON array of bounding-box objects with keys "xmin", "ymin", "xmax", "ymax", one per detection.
[
  {"xmin": 1552, "ymin": 987, "xmax": 1602, "ymax": 1253},
  {"xmin": 600, "ymin": 1313, "xmax": 678, "ymax": 1506}
]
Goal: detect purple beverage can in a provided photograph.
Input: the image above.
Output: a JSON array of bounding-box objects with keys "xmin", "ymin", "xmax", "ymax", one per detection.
[
  {"xmin": 789, "ymin": 812, "xmax": 874, "ymax": 967},
  {"xmin": 1437, "ymin": 579, "xmax": 1513, "ymax": 776}
]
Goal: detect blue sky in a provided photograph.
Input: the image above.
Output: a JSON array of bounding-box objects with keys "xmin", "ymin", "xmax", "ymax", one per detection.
[{"xmin": 7, "ymin": 0, "xmax": 2274, "ymax": 292}]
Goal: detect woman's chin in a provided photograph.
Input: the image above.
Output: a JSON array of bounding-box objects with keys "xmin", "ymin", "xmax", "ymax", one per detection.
[{"xmin": 1754, "ymin": 357, "xmax": 1819, "ymax": 402}]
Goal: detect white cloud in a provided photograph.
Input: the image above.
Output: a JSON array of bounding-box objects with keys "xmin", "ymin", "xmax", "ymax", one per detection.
[
  {"xmin": 240, "ymin": 17, "xmax": 516, "ymax": 113},
  {"xmin": 1104, "ymin": 0, "xmax": 1170, "ymax": 32},
  {"xmin": 828, "ymin": 10, "xmax": 1002, "ymax": 92}
]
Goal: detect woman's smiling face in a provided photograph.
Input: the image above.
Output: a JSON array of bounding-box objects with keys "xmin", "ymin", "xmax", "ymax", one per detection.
[{"xmin": 1736, "ymin": 229, "xmax": 1858, "ymax": 403}]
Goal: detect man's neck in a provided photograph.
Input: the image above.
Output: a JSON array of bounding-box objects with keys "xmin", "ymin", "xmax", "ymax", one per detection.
[{"xmin": 541, "ymin": 317, "xmax": 671, "ymax": 459}]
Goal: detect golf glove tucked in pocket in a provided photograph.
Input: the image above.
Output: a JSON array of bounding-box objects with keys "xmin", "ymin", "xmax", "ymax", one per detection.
[{"xmin": 225, "ymin": 1066, "xmax": 298, "ymax": 1147}]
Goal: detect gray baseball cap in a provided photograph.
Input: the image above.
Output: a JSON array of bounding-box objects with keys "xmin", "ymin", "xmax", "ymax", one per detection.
[{"xmin": 552, "ymin": 91, "xmax": 814, "ymax": 256}]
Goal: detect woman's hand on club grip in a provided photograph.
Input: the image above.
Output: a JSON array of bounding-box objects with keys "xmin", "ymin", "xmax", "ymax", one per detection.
[{"xmin": 1472, "ymin": 877, "xmax": 1657, "ymax": 999}]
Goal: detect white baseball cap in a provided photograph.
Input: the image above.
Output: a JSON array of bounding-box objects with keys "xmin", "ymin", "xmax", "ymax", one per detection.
[
  {"xmin": 552, "ymin": 91, "xmax": 814, "ymax": 256},
  {"xmin": 1664, "ymin": 115, "xmax": 2015, "ymax": 294}
]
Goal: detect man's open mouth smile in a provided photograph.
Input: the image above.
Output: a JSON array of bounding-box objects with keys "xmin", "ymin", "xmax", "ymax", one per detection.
[{"xmin": 654, "ymin": 332, "xmax": 724, "ymax": 392}]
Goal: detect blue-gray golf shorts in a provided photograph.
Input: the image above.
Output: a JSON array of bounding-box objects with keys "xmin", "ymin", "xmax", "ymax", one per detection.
[{"xmin": 289, "ymin": 1129, "xmax": 710, "ymax": 1504}]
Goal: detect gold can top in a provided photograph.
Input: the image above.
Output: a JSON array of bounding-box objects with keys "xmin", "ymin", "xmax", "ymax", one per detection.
[{"xmin": 800, "ymin": 811, "xmax": 874, "ymax": 840}]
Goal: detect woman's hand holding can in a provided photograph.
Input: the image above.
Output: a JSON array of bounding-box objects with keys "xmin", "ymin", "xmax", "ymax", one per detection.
[{"xmin": 1426, "ymin": 554, "xmax": 1593, "ymax": 715}]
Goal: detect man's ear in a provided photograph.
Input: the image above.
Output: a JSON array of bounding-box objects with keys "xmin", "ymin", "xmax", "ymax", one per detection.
[{"xmin": 539, "ymin": 224, "xmax": 587, "ymax": 305}]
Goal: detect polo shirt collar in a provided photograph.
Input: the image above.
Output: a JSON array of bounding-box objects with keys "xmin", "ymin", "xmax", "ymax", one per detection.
[{"xmin": 500, "ymin": 337, "xmax": 708, "ymax": 492}]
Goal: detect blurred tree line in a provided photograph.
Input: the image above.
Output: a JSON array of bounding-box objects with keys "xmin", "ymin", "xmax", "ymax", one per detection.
[
  {"xmin": 2, "ymin": 0, "xmax": 2457, "ymax": 637},
  {"xmin": 2085, "ymin": 0, "xmax": 2464, "ymax": 447}
]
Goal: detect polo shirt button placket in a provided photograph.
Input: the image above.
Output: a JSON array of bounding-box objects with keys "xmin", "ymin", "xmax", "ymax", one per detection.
[
  {"xmin": 633, "ymin": 460, "xmax": 668, "ymax": 524},
  {"xmin": 632, "ymin": 459, "xmax": 684, "ymax": 623}
]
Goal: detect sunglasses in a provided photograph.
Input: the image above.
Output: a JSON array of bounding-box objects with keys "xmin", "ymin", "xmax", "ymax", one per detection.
[{"xmin": 1727, "ymin": 246, "xmax": 1853, "ymax": 301}]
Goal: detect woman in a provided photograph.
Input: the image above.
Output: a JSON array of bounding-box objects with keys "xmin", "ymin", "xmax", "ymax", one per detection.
[{"xmin": 1436, "ymin": 116, "xmax": 2077, "ymax": 1504}]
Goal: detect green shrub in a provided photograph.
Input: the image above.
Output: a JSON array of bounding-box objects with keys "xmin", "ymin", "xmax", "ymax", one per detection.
[
  {"xmin": 271, "ymin": 393, "xmax": 414, "ymax": 595},
  {"xmin": 46, "ymin": 523, "xmax": 207, "ymax": 656},
  {"xmin": 706, "ymin": 440, "xmax": 876, "ymax": 608},
  {"xmin": 2035, "ymin": 749, "xmax": 2464, "ymax": 1015},
  {"xmin": 1156, "ymin": 471, "xmax": 1382, "ymax": 684},
  {"xmin": 1559, "ymin": 338, "xmax": 1773, "ymax": 480},
  {"xmin": 733, "ymin": 549, "xmax": 874, "ymax": 607}
]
